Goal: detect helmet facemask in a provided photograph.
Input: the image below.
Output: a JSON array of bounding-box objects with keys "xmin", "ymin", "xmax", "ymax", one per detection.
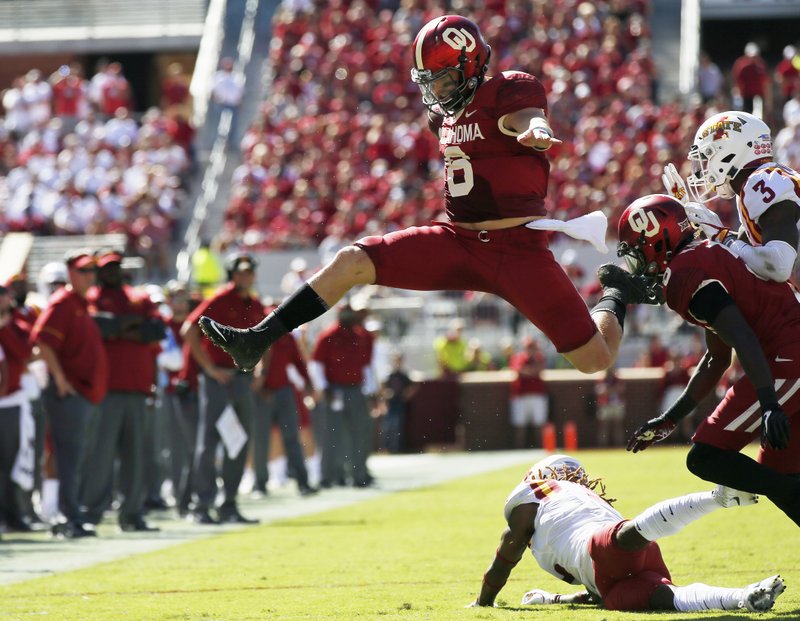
[
  {"xmin": 687, "ymin": 142, "xmax": 737, "ymax": 202},
  {"xmin": 616, "ymin": 237, "xmax": 665, "ymax": 300},
  {"xmin": 411, "ymin": 48, "xmax": 487, "ymax": 116}
]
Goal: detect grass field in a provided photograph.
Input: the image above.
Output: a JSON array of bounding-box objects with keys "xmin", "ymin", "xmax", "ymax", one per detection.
[{"xmin": 1, "ymin": 446, "xmax": 798, "ymax": 620}]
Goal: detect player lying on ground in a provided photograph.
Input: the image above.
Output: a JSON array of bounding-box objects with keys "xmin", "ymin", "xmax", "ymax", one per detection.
[{"xmin": 470, "ymin": 454, "xmax": 785, "ymax": 612}]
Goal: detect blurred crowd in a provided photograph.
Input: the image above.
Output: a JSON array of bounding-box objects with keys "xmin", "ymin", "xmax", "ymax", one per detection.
[
  {"xmin": 0, "ymin": 60, "xmax": 195, "ymax": 279},
  {"xmin": 216, "ymin": 0, "xmax": 800, "ymax": 255}
]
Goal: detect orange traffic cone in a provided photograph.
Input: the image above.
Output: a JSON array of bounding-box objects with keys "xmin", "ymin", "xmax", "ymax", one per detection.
[
  {"xmin": 542, "ymin": 422, "xmax": 557, "ymax": 453},
  {"xmin": 564, "ymin": 421, "xmax": 578, "ymax": 451}
]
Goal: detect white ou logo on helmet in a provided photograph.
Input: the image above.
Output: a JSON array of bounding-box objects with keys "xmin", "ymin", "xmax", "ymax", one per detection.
[
  {"xmin": 628, "ymin": 208, "xmax": 660, "ymax": 238},
  {"xmin": 442, "ymin": 28, "xmax": 476, "ymax": 52}
]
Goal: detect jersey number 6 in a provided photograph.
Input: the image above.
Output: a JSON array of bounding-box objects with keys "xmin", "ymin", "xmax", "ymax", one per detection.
[{"xmin": 443, "ymin": 146, "xmax": 474, "ymax": 197}]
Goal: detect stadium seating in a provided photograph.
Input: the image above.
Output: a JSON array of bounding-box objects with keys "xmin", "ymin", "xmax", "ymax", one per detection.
[{"xmin": 221, "ymin": 0, "xmax": 738, "ymax": 252}]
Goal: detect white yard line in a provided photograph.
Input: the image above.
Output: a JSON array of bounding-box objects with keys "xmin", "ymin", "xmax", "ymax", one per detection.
[{"xmin": 0, "ymin": 450, "xmax": 540, "ymax": 586}]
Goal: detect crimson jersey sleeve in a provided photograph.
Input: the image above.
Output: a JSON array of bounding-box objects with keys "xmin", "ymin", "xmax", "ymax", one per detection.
[{"xmin": 494, "ymin": 71, "xmax": 548, "ymax": 117}]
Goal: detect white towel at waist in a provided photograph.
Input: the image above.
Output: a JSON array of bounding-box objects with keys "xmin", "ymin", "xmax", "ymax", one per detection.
[{"xmin": 525, "ymin": 211, "xmax": 609, "ymax": 254}]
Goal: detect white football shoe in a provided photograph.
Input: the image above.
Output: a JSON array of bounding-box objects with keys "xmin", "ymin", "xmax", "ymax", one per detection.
[
  {"xmin": 740, "ymin": 574, "xmax": 786, "ymax": 612},
  {"xmin": 712, "ymin": 485, "xmax": 758, "ymax": 508}
]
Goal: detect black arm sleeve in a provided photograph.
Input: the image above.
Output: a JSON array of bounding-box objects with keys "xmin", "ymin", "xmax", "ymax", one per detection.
[{"xmin": 688, "ymin": 282, "xmax": 735, "ymax": 325}]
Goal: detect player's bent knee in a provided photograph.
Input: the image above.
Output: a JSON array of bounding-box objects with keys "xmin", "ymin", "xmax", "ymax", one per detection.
[
  {"xmin": 686, "ymin": 442, "xmax": 719, "ymax": 478},
  {"xmin": 331, "ymin": 246, "xmax": 376, "ymax": 282}
]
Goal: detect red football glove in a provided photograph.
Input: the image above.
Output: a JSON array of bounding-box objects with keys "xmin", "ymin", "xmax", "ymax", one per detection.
[{"xmin": 627, "ymin": 416, "xmax": 677, "ymax": 453}]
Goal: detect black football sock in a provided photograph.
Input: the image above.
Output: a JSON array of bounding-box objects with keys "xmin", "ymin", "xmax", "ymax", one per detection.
[
  {"xmin": 251, "ymin": 283, "xmax": 329, "ymax": 340},
  {"xmin": 590, "ymin": 290, "xmax": 627, "ymax": 329},
  {"xmin": 687, "ymin": 442, "xmax": 800, "ymax": 526}
]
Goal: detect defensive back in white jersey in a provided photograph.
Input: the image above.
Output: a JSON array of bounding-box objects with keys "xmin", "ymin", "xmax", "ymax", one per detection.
[{"xmin": 504, "ymin": 477, "xmax": 622, "ymax": 595}]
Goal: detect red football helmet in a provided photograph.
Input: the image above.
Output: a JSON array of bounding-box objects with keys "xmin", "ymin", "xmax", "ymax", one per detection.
[
  {"xmin": 410, "ymin": 15, "xmax": 491, "ymax": 116},
  {"xmin": 617, "ymin": 194, "xmax": 696, "ymax": 278}
]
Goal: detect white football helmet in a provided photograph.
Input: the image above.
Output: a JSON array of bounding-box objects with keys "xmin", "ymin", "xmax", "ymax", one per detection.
[
  {"xmin": 526, "ymin": 454, "xmax": 586, "ymax": 481},
  {"xmin": 687, "ymin": 111, "xmax": 772, "ymax": 202}
]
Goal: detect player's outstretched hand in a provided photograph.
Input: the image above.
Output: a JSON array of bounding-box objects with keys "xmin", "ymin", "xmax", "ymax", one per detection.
[
  {"xmin": 627, "ymin": 415, "xmax": 677, "ymax": 453},
  {"xmin": 761, "ymin": 406, "xmax": 790, "ymax": 450},
  {"xmin": 662, "ymin": 163, "xmax": 689, "ymax": 204},
  {"xmin": 517, "ymin": 127, "xmax": 562, "ymax": 151}
]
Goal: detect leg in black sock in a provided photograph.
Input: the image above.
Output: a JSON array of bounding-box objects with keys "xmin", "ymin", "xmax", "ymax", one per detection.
[
  {"xmin": 199, "ymin": 283, "xmax": 329, "ymax": 372},
  {"xmin": 687, "ymin": 442, "xmax": 800, "ymax": 526}
]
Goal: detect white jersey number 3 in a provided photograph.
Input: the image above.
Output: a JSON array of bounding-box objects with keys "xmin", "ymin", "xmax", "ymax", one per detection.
[{"xmin": 444, "ymin": 146, "xmax": 474, "ymax": 197}]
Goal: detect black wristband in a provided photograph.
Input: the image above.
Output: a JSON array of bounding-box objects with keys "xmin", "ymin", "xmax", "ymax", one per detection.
[
  {"xmin": 756, "ymin": 386, "xmax": 779, "ymax": 410},
  {"xmin": 663, "ymin": 392, "xmax": 698, "ymax": 423}
]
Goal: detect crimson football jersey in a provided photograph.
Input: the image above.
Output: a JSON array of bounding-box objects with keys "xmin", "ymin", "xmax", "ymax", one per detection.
[
  {"xmin": 431, "ymin": 71, "xmax": 550, "ymax": 222},
  {"xmin": 664, "ymin": 240, "xmax": 800, "ymax": 355}
]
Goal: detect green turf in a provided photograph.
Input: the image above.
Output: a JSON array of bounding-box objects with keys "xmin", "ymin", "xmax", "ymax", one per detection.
[{"xmin": 1, "ymin": 447, "xmax": 798, "ymax": 620}]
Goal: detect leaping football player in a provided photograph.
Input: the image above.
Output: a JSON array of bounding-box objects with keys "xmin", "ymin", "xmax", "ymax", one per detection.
[{"xmin": 199, "ymin": 15, "xmax": 654, "ymax": 376}]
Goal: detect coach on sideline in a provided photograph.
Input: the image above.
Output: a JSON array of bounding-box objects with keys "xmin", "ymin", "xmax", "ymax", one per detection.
[{"xmin": 31, "ymin": 249, "xmax": 108, "ymax": 538}]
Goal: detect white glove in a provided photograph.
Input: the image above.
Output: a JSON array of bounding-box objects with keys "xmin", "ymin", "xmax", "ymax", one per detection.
[
  {"xmin": 684, "ymin": 201, "xmax": 725, "ymax": 239},
  {"xmin": 661, "ymin": 163, "xmax": 689, "ymax": 205}
]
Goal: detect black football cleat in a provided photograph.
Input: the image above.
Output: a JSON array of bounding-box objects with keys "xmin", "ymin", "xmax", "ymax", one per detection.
[
  {"xmin": 198, "ymin": 316, "xmax": 265, "ymax": 372},
  {"xmin": 597, "ymin": 263, "xmax": 663, "ymax": 305}
]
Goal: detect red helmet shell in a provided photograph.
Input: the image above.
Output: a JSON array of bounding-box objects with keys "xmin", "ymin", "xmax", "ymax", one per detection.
[
  {"xmin": 412, "ymin": 15, "xmax": 489, "ymax": 80},
  {"xmin": 411, "ymin": 15, "xmax": 491, "ymax": 115},
  {"xmin": 617, "ymin": 194, "xmax": 695, "ymax": 276}
]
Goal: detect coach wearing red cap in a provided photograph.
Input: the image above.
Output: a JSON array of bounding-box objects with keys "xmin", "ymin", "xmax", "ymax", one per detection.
[
  {"xmin": 30, "ymin": 249, "xmax": 108, "ymax": 538},
  {"xmin": 182, "ymin": 251, "xmax": 263, "ymax": 524},
  {"xmin": 80, "ymin": 249, "xmax": 165, "ymax": 532}
]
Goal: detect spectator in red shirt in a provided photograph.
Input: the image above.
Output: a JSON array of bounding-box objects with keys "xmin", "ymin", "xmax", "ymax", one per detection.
[
  {"xmin": 0, "ymin": 275, "xmax": 45, "ymax": 532},
  {"xmin": 0, "ymin": 285, "xmax": 35, "ymax": 532},
  {"xmin": 30, "ymin": 249, "xmax": 108, "ymax": 538},
  {"xmin": 636, "ymin": 335, "xmax": 670, "ymax": 369},
  {"xmin": 595, "ymin": 367, "xmax": 626, "ymax": 448},
  {"xmin": 160, "ymin": 62, "xmax": 191, "ymax": 110},
  {"xmin": 732, "ymin": 42, "xmax": 771, "ymax": 115},
  {"xmin": 776, "ymin": 45, "xmax": 800, "ymax": 107},
  {"xmin": 50, "ymin": 64, "xmax": 88, "ymax": 131},
  {"xmin": 509, "ymin": 336, "xmax": 549, "ymax": 450},
  {"xmin": 100, "ymin": 62, "xmax": 134, "ymax": 117},
  {"xmin": 309, "ymin": 303, "xmax": 376, "ymax": 488}
]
